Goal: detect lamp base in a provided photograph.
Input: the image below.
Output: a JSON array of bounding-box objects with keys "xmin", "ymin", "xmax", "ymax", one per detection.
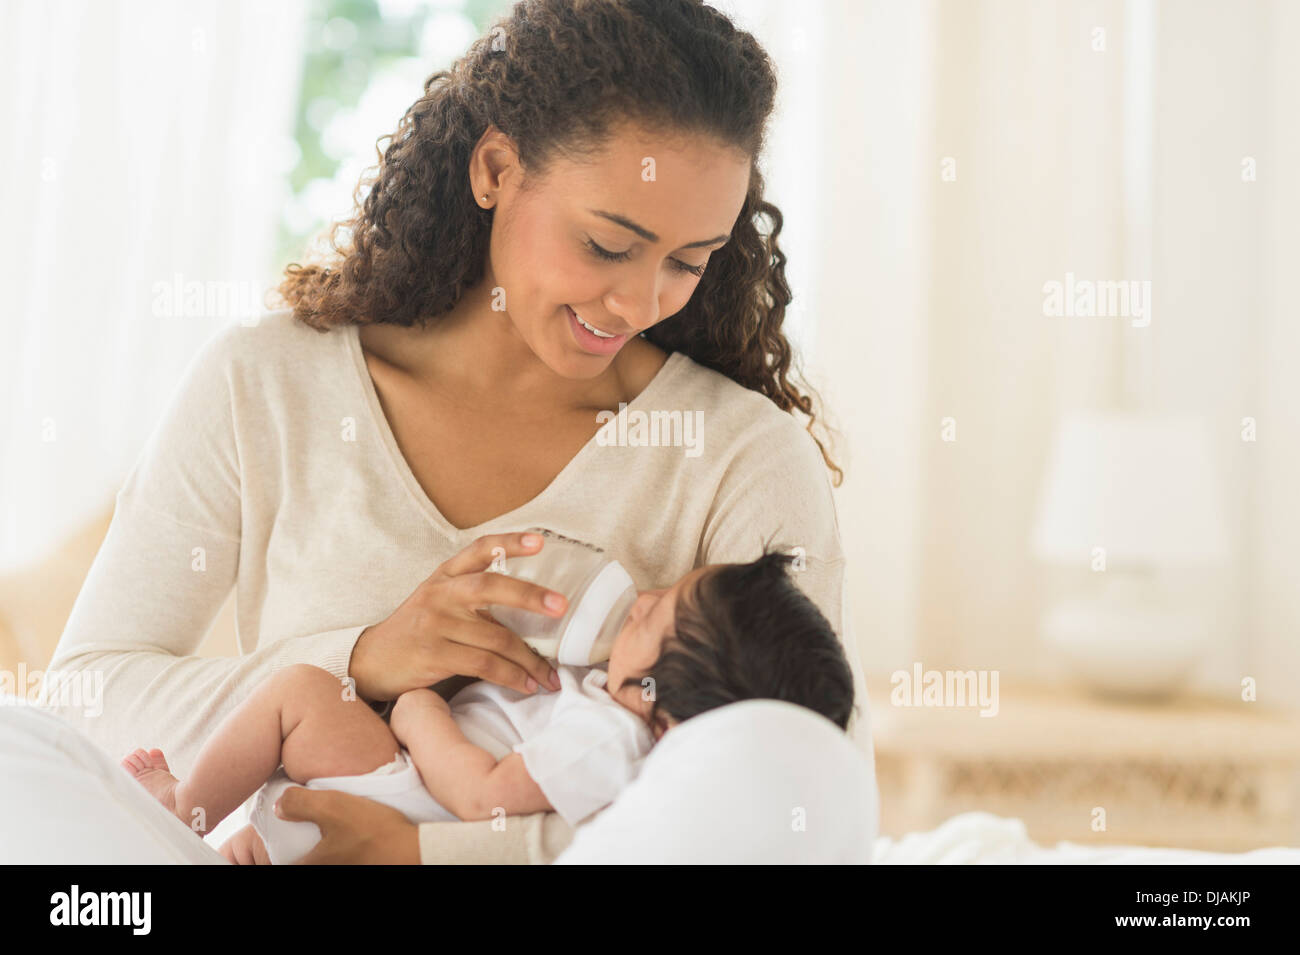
[{"xmin": 1042, "ymin": 577, "xmax": 1209, "ymax": 701}]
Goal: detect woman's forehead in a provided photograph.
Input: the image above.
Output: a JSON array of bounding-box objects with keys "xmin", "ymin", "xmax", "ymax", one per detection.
[{"xmin": 545, "ymin": 131, "xmax": 750, "ymax": 232}]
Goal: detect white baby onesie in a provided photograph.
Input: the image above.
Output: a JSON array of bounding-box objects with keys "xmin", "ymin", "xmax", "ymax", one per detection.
[{"xmin": 249, "ymin": 666, "xmax": 654, "ymax": 863}]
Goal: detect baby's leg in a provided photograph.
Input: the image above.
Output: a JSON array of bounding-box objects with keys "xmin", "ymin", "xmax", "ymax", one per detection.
[{"xmin": 122, "ymin": 663, "xmax": 399, "ymax": 835}]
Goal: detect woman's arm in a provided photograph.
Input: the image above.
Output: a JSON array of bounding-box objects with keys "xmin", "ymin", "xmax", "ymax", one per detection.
[
  {"xmin": 419, "ymin": 811, "xmax": 575, "ymax": 864},
  {"xmin": 272, "ymin": 787, "xmax": 575, "ymax": 864},
  {"xmin": 41, "ymin": 325, "xmax": 374, "ymax": 777},
  {"xmin": 42, "ymin": 322, "xmax": 560, "ymax": 783}
]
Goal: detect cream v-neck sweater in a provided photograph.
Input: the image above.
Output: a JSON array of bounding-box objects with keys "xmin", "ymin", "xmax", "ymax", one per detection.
[{"xmin": 44, "ymin": 307, "xmax": 869, "ymax": 864}]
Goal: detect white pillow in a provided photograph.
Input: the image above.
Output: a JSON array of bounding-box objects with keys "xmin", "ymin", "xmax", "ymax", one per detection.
[{"xmin": 555, "ymin": 699, "xmax": 878, "ymax": 864}]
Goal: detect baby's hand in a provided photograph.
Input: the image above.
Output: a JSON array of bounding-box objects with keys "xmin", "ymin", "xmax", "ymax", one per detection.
[
  {"xmin": 396, "ymin": 687, "xmax": 449, "ymax": 712},
  {"xmin": 391, "ymin": 688, "xmax": 449, "ymax": 741}
]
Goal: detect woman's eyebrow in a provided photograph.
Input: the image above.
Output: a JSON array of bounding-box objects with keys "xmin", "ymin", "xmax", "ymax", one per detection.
[{"xmin": 589, "ymin": 209, "xmax": 730, "ymax": 249}]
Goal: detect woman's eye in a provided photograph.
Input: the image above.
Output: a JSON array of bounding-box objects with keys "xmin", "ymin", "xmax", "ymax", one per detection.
[
  {"xmin": 585, "ymin": 239, "xmax": 630, "ymax": 263},
  {"xmin": 585, "ymin": 239, "xmax": 706, "ymax": 277}
]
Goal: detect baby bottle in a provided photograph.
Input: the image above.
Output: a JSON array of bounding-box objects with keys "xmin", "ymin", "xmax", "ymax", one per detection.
[{"xmin": 486, "ymin": 527, "xmax": 638, "ymax": 666}]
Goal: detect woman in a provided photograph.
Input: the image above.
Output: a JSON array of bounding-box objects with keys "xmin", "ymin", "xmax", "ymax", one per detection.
[{"xmin": 38, "ymin": 0, "xmax": 868, "ymax": 863}]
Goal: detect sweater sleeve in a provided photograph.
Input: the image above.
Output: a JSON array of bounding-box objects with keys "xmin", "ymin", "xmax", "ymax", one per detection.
[
  {"xmin": 697, "ymin": 414, "xmax": 872, "ymax": 749},
  {"xmin": 417, "ymin": 812, "xmax": 575, "ymax": 865},
  {"xmin": 40, "ymin": 324, "xmax": 375, "ymax": 777}
]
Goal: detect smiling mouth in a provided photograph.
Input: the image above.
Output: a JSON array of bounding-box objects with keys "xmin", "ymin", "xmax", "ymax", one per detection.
[
  {"xmin": 565, "ymin": 305, "xmax": 629, "ymax": 354},
  {"xmin": 570, "ymin": 308, "xmax": 618, "ymax": 338}
]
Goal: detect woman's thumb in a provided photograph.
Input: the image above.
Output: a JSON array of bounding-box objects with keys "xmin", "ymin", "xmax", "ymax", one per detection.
[{"xmin": 274, "ymin": 785, "xmax": 330, "ymax": 825}]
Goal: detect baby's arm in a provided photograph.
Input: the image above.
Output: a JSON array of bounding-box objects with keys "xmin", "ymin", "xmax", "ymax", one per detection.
[{"xmin": 390, "ymin": 689, "xmax": 552, "ymax": 821}]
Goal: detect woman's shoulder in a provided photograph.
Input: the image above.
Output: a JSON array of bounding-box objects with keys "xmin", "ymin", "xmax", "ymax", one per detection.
[
  {"xmin": 187, "ymin": 307, "xmax": 349, "ymax": 386},
  {"xmin": 201, "ymin": 306, "xmax": 339, "ymax": 356},
  {"xmin": 665, "ymin": 350, "xmax": 821, "ymax": 456}
]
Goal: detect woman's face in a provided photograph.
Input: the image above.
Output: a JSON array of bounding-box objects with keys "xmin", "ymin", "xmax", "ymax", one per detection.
[{"xmin": 476, "ymin": 122, "xmax": 752, "ymax": 379}]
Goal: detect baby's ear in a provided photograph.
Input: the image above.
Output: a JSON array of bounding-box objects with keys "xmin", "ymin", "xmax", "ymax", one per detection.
[{"xmin": 651, "ymin": 714, "xmax": 675, "ymax": 741}]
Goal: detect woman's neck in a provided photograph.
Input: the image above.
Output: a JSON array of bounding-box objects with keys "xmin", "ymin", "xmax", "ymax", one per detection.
[{"xmin": 358, "ymin": 287, "xmax": 666, "ymax": 415}]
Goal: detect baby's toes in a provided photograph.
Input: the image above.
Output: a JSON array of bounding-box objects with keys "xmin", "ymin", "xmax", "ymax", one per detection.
[
  {"xmin": 120, "ymin": 748, "xmax": 150, "ymax": 775},
  {"xmin": 145, "ymin": 748, "xmax": 171, "ymax": 773}
]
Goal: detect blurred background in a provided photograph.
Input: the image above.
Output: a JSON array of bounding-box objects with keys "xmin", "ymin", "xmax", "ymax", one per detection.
[{"xmin": 2, "ymin": 0, "xmax": 1296, "ymax": 852}]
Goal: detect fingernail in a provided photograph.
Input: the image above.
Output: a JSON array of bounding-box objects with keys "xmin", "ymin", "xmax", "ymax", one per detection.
[
  {"xmin": 544, "ymin": 592, "xmax": 564, "ymax": 611},
  {"xmin": 273, "ymin": 799, "xmax": 282, "ymax": 817},
  {"xmin": 549, "ymin": 670, "xmax": 561, "ymax": 690},
  {"xmin": 525, "ymin": 677, "xmax": 538, "ymax": 693},
  {"xmin": 523, "ymin": 534, "xmax": 541, "ymax": 547}
]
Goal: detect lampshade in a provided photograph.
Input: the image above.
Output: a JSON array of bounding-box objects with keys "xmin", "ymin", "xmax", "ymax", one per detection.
[{"xmin": 1031, "ymin": 412, "xmax": 1230, "ymax": 567}]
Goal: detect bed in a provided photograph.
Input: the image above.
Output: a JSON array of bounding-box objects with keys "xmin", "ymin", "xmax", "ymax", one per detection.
[{"xmin": 872, "ymin": 810, "xmax": 1300, "ymax": 864}]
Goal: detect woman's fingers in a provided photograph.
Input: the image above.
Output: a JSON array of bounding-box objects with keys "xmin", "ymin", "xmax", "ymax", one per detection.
[
  {"xmin": 276, "ymin": 787, "xmax": 418, "ymax": 864},
  {"xmin": 348, "ymin": 531, "xmax": 564, "ymax": 701},
  {"xmin": 461, "ymin": 608, "xmax": 562, "ymax": 690},
  {"xmin": 439, "ymin": 620, "xmax": 559, "ymax": 693},
  {"xmin": 454, "ymin": 570, "xmax": 567, "ymax": 619},
  {"xmin": 434, "ymin": 531, "xmax": 545, "ymax": 579},
  {"xmin": 250, "ymin": 827, "xmax": 273, "ymax": 865},
  {"xmin": 275, "ymin": 786, "xmax": 335, "ymax": 824}
]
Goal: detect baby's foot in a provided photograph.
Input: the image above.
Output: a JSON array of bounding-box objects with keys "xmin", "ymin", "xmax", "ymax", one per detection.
[{"xmin": 121, "ymin": 747, "xmax": 180, "ymax": 818}]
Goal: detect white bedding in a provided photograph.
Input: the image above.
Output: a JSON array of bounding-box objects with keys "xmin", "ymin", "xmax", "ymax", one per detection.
[
  {"xmin": 6, "ymin": 693, "xmax": 1294, "ymax": 864},
  {"xmin": 873, "ymin": 811, "xmax": 1300, "ymax": 864}
]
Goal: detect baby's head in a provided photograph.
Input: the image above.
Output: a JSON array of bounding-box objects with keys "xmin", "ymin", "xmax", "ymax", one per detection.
[{"xmin": 606, "ymin": 550, "xmax": 855, "ymax": 739}]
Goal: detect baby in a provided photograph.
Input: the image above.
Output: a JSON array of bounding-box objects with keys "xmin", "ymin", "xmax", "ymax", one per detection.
[{"xmin": 121, "ymin": 549, "xmax": 855, "ymax": 864}]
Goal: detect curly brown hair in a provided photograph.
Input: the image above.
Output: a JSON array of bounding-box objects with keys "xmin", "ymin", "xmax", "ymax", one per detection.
[{"xmin": 274, "ymin": 0, "xmax": 842, "ymax": 485}]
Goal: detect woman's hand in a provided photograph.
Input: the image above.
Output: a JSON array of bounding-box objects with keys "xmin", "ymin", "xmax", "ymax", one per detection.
[
  {"xmin": 348, "ymin": 532, "xmax": 565, "ymax": 702},
  {"xmin": 276, "ymin": 787, "xmax": 421, "ymax": 864}
]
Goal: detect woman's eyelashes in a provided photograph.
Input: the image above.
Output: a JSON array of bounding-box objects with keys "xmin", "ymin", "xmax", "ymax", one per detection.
[{"xmin": 584, "ymin": 238, "xmax": 706, "ymax": 277}]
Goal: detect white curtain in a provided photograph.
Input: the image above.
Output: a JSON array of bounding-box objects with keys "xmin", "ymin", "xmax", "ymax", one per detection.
[
  {"xmin": 0, "ymin": 0, "xmax": 307, "ymax": 572},
  {"xmin": 809, "ymin": 0, "xmax": 1300, "ymax": 695},
  {"xmin": 715, "ymin": 0, "xmax": 829, "ymax": 360}
]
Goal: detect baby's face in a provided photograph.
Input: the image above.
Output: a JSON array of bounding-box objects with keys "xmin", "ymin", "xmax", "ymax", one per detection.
[{"xmin": 606, "ymin": 564, "xmax": 716, "ymax": 736}]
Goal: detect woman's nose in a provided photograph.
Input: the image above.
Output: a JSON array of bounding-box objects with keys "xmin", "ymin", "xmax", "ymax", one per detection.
[{"xmin": 606, "ymin": 278, "xmax": 661, "ymax": 331}]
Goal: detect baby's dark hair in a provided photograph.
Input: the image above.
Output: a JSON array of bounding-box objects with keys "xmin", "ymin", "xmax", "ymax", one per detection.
[{"xmin": 620, "ymin": 550, "xmax": 856, "ymax": 732}]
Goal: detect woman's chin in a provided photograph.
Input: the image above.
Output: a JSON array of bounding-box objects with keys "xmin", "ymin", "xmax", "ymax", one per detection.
[{"xmin": 541, "ymin": 343, "xmax": 616, "ymax": 379}]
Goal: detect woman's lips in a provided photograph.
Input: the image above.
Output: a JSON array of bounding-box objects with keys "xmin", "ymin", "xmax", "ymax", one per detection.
[{"xmin": 566, "ymin": 305, "xmax": 628, "ymax": 355}]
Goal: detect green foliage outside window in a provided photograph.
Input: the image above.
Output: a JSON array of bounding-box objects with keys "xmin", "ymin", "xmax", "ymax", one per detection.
[{"xmin": 275, "ymin": 0, "xmax": 511, "ymax": 272}]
